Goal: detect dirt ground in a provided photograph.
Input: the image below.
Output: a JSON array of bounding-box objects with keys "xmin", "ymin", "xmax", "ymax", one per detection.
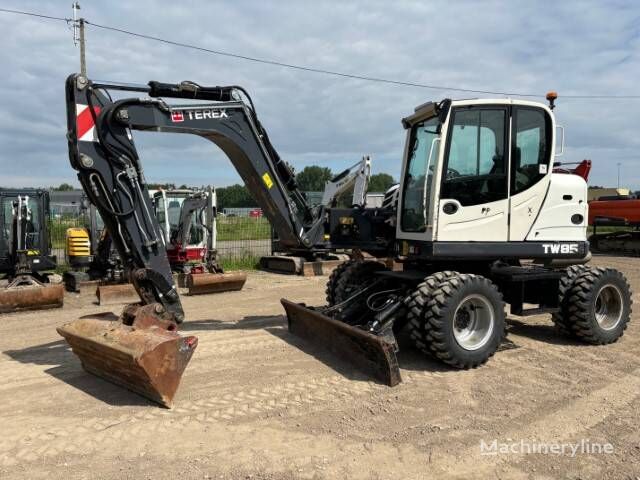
[{"xmin": 0, "ymin": 256, "xmax": 639, "ymax": 480}]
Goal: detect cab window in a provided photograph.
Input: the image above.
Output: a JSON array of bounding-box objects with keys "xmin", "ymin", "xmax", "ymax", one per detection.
[
  {"xmin": 441, "ymin": 108, "xmax": 507, "ymax": 206},
  {"xmin": 512, "ymin": 107, "xmax": 551, "ymax": 194}
]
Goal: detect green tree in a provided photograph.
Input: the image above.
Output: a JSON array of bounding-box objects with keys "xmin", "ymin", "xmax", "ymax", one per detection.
[
  {"xmin": 217, "ymin": 184, "xmax": 255, "ymax": 209},
  {"xmin": 296, "ymin": 166, "xmax": 333, "ymax": 191},
  {"xmin": 53, "ymin": 183, "xmax": 75, "ymax": 191},
  {"xmin": 368, "ymin": 173, "xmax": 395, "ymax": 192}
]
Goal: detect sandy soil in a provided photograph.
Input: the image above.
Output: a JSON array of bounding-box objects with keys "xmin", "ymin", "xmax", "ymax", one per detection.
[{"xmin": 0, "ymin": 256, "xmax": 639, "ymax": 479}]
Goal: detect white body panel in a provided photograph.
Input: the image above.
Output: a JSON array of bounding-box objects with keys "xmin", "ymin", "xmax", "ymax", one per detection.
[
  {"xmin": 526, "ymin": 173, "xmax": 588, "ymax": 241},
  {"xmin": 436, "ymin": 198, "xmax": 508, "ymax": 241},
  {"xmin": 508, "ymin": 170, "xmax": 550, "ymax": 241}
]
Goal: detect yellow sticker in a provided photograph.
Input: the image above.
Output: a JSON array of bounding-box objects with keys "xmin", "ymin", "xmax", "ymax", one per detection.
[{"xmin": 262, "ymin": 172, "xmax": 274, "ymax": 189}]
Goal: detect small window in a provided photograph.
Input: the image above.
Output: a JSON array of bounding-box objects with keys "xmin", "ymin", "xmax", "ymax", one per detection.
[
  {"xmin": 442, "ymin": 108, "xmax": 507, "ymax": 206},
  {"xmin": 400, "ymin": 116, "xmax": 440, "ymax": 232},
  {"xmin": 512, "ymin": 108, "xmax": 551, "ymax": 195}
]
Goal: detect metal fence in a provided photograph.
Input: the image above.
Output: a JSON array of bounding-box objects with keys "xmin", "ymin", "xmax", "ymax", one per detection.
[{"xmin": 49, "ymin": 204, "xmax": 272, "ymax": 267}]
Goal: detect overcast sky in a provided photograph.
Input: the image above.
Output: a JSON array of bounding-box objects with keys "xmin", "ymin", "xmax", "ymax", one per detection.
[{"xmin": 1, "ymin": 1, "xmax": 639, "ymax": 190}]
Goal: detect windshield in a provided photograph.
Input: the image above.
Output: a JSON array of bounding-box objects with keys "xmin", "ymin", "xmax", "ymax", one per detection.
[{"xmin": 400, "ymin": 117, "xmax": 440, "ymax": 232}]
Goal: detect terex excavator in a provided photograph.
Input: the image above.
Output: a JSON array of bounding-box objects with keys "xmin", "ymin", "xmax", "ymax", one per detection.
[
  {"xmin": 60, "ymin": 75, "xmax": 632, "ymax": 407},
  {"xmin": 0, "ymin": 190, "xmax": 64, "ymax": 312},
  {"xmin": 153, "ymin": 187, "xmax": 246, "ymax": 294}
]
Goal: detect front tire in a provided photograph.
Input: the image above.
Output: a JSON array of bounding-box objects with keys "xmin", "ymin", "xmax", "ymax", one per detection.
[
  {"xmin": 552, "ymin": 264, "xmax": 591, "ymax": 337},
  {"xmin": 564, "ymin": 267, "xmax": 632, "ymax": 344},
  {"xmin": 422, "ymin": 274, "xmax": 506, "ymax": 369},
  {"xmin": 406, "ymin": 271, "xmax": 459, "ymax": 356}
]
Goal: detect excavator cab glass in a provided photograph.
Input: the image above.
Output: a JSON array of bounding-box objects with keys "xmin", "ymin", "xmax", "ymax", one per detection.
[{"xmin": 400, "ymin": 116, "xmax": 440, "ymax": 232}]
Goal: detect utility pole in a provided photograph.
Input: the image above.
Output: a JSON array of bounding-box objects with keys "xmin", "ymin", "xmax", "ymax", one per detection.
[
  {"xmin": 617, "ymin": 162, "xmax": 621, "ymax": 189},
  {"xmin": 72, "ymin": 2, "xmax": 86, "ymax": 76}
]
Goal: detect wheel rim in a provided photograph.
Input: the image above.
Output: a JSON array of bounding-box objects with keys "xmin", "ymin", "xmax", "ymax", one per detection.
[
  {"xmin": 453, "ymin": 294, "xmax": 495, "ymax": 351},
  {"xmin": 595, "ymin": 284, "xmax": 624, "ymax": 330}
]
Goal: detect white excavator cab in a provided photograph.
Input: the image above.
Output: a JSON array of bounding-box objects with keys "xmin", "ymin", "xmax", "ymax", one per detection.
[{"xmin": 396, "ymin": 97, "xmax": 588, "ymax": 259}]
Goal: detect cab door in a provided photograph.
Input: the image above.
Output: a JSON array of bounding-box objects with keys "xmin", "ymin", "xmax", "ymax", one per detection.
[
  {"xmin": 508, "ymin": 107, "xmax": 553, "ymax": 241},
  {"xmin": 436, "ymin": 107, "xmax": 509, "ymax": 242}
]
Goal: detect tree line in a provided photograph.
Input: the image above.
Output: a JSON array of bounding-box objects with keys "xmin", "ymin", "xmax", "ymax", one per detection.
[{"xmin": 45, "ymin": 166, "xmax": 397, "ymax": 210}]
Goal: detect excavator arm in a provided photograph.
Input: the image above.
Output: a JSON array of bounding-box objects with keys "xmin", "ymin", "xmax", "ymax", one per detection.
[{"xmin": 59, "ymin": 74, "xmax": 329, "ymax": 406}]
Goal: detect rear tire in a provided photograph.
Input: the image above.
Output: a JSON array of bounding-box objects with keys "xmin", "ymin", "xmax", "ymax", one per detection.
[
  {"xmin": 406, "ymin": 271, "xmax": 459, "ymax": 356},
  {"xmin": 332, "ymin": 260, "xmax": 389, "ymax": 305},
  {"xmin": 325, "ymin": 260, "xmax": 353, "ymax": 305},
  {"xmin": 552, "ymin": 264, "xmax": 591, "ymax": 337},
  {"xmin": 422, "ymin": 274, "xmax": 506, "ymax": 369},
  {"xmin": 564, "ymin": 267, "xmax": 632, "ymax": 344}
]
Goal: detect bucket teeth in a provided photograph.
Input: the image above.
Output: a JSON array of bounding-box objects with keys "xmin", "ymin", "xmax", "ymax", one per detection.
[
  {"xmin": 0, "ymin": 283, "xmax": 64, "ymax": 313},
  {"xmin": 281, "ymin": 299, "xmax": 401, "ymax": 387},
  {"xmin": 186, "ymin": 272, "xmax": 246, "ymax": 295},
  {"xmin": 57, "ymin": 307, "xmax": 197, "ymax": 407}
]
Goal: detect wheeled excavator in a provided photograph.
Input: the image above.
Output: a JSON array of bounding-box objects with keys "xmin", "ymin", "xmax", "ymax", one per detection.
[
  {"xmin": 0, "ymin": 190, "xmax": 64, "ymax": 312},
  {"xmin": 59, "ymin": 75, "xmax": 632, "ymax": 407},
  {"xmin": 153, "ymin": 187, "xmax": 246, "ymax": 294}
]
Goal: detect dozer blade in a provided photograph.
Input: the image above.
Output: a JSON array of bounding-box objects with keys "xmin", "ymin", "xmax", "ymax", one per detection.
[
  {"xmin": 96, "ymin": 283, "xmax": 139, "ymax": 306},
  {"xmin": 281, "ymin": 299, "xmax": 401, "ymax": 386},
  {"xmin": 185, "ymin": 272, "xmax": 247, "ymax": 295},
  {"xmin": 259, "ymin": 255, "xmax": 303, "ymax": 274},
  {"xmin": 0, "ymin": 283, "xmax": 64, "ymax": 313},
  {"xmin": 57, "ymin": 312, "xmax": 197, "ymax": 407}
]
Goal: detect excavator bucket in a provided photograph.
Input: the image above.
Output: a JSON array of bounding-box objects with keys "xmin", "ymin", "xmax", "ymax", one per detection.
[
  {"xmin": 0, "ymin": 283, "xmax": 64, "ymax": 314},
  {"xmin": 281, "ymin": 299, "xmax": 401, "ymax": 386},
  {"xmin": 57, "ymin": 306, "xmax": 198, "ymax": 407},
  {"xmin": 96, "ymin": 283, "xmax": 140, "ymax": 306},
  {"xmin": 185, "ymin": 272, "xmax": 247, "ymax": 295}
]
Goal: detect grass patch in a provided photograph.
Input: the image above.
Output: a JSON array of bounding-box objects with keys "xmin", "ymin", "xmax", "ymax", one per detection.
[
  {"xmin": 217, "ymin": 217, "xmax": 270, "ymax": 241},
  {"xmin": 220, "ymin": 255, "xmax": 261, "ymax": 271}
]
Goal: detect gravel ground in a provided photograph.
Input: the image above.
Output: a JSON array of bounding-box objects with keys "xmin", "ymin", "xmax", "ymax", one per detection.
[{"xmin": 0, "ymin": 255, "xmax": 639, "ymax": 479}]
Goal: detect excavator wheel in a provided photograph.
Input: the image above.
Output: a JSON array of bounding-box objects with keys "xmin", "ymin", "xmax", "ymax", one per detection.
[
  {"xmin": 325, "ymin": 260, "xmax": 353, "ymax": 305},
  {"xmin": 414, "ymin": 274, "xmax": 506, "ymax": 369},
  {"xmin": 332, "ymin": 260, "xmax": 389, "ymax": 306},
  {"xmin": 552, "ymin": 264, "xmax": 592, "ymax": 337},
  {"xmin": 405, "ymin": 271, "xmax": 459, "ymax": 356},
  {"xmin": 563, "ymin": 267, "xmax": 632, "ymax": 344}
]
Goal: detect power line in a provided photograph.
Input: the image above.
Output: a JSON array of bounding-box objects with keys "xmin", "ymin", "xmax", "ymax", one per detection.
[
  {"xmin": 3, "ymin": 7, "xmax": 640, "ymax": 99},
  {"xmin": 0, "ymin": 7, "xmax": 69, "ymax": 22}
]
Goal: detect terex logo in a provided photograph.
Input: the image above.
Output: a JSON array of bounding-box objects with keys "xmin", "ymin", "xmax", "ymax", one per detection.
[
  {"xmin": 171, "ymin": 109, "xmax": 228, "ymax": 122},
  {"xmin": 542, "ymin": 243, "xmax": 579, "ymax": 255}
]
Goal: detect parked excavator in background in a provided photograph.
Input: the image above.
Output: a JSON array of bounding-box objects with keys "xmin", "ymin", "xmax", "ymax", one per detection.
[
  {"xmin": 59, "ymin": 75, "xmax": 631, "ymax": 407},
  {"xmin": 152, "ymin": 187, "xmax": 246, "ymax": 294},
  {"xmin": 260, "ymin": 156, "xmax": 371, "ymax": 274},
  {"xmin": 0, "ymin": 190, "xmax": 64, "ymax": 312},
  {"xmin": 64, "ymin": 200, "xmax": 138, "ymax": 305}
]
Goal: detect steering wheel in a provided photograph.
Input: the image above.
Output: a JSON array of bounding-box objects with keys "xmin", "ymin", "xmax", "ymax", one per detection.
[{"xmin": 445, "ymin": 168, "xmax": 461, "ymax": 180}]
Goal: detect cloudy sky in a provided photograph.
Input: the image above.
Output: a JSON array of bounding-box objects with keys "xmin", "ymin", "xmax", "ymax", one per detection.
[{"xmin": 1, "ymin": 1, "xmax": 639, "ymax": 190}]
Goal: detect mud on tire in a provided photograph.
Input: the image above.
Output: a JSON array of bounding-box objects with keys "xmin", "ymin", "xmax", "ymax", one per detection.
[
  {"xmin": 564, "ymin": 267, "xmax": 632, "ymax": 344},
  {"xmin": 421, "ymin": 274, "xmax": 506, "ymax": 369},
  {"xmin": 405, "ymin": 271, "xmax": 459, "ymax": 356},
  {"xmin": 552, "ymin": 264, "xmax": 591, "ymax": 337}
]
